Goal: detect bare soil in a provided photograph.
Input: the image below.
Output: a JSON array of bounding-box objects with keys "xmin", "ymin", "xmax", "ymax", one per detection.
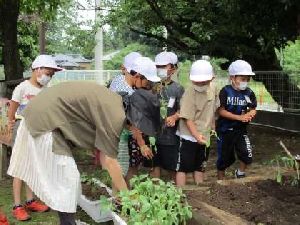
[{"xmin": 186, "ymin": 124, "xmax": 300, "ymax": 225}]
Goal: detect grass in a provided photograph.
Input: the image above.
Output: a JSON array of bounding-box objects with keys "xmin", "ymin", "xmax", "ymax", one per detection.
[{"xmin": 0, "ymin": 149, "xmax": 113, "ymax": 225}]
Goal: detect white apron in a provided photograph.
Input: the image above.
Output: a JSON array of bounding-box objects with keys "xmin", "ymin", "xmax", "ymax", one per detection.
[{"xmin": 7, "ymin": 119, "xmax": 81, "ymax": 213}]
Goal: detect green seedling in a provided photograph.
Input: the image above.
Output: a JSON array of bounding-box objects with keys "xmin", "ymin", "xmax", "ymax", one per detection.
[
  {"xmin": 270, "ymin": 155, "xmax": 299, "ymax": 186},
  {"xmin": 203, "ymin": 129, "xmax": 219, "ymax": 148},
  {"xmin": 102, "ymin": 175, "xmax": 193, "ymax": 224},
  {"xmin": 159, "ymin": 99, "xmax": 168, "ymax": 120}
]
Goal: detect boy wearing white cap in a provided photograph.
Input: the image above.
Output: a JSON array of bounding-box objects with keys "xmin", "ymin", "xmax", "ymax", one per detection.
[
  {"xmin": 216, "ymin": 60, "xmax": 257, "ymax": 180},
  {"xmin": 109, "ymin": 51, "xmax": 142, "ymax": 94},
  {"xmin": 7, "ymin": 55, "xmax": 62, "ymax": 221},
  {"xmin": 125, "ymin": 57, "xmax": 162, "ymax": 181},
  {"xmin": 176, "ymin": 60, "xmax": 219, "ymax": 187},
  {"xmin": 154, "ymin": 51, "xmax": 184, "ymax": 181},
  {"xmin": 108, "ymin": 52, "xmax": 142, "ymax": 178}
]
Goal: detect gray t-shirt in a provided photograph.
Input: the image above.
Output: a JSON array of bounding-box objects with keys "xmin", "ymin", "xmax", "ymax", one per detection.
[
  {"xmin": 22, "ymin": 81, "xmax": 126, "ymax": 158},
  {"xmin": 158, "ymin": 81, "xmax": 184, "ymax": 145}
]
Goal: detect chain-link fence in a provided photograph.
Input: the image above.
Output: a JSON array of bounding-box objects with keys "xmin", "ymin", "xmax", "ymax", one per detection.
[
  {"xmin": 36, "ymin": 69, "xmax": 300, "ymax": 114},
  {"xmin": 48, "ymin": 70, "xmax": 120, "ymax": 87}
]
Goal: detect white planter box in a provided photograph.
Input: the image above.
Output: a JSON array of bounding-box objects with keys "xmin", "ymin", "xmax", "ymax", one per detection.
[
  {"xmin": 78, "ymin": 195, "xmax": 112, "ymax": 223},
  {"xmin": 78, "ymin": 179, "xmax": 113, "ymax": 223},
  {"xmin": 111, "ymin": 211, "xmax": 127, "ymax": 225}
]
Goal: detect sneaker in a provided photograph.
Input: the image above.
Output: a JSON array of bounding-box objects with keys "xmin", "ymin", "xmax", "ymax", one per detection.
[
  {"xmin": 12, "ymin": 206, "xmax": 31, "ymax": 221},
  {"xmin": 235, "ymin": 169, "xmax": 246, "ymax": 179},
  {"xmin": 26, "ymin": 200, "xmax": 50, "ymax": 212}
]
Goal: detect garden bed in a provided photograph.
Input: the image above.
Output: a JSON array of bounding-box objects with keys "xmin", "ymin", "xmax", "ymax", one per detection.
[{"xmin": 73, "ymin": 125, "xmax": 300, "ymax": 224}]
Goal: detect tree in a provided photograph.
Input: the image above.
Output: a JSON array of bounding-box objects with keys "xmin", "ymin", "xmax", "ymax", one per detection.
[
  {"xmin": 0, "ymin": 0, "xmax": 69, "ymax": 95},
  {"xmin": 102, "ymin": 0, "xmax": 300, "ymax": 111},
  {"xmin": 103, "ymin": 0, "xmax": 300, "ymax": 70}
]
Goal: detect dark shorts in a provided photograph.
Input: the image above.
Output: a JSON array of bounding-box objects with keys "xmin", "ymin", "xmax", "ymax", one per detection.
[
  {"xmin": 157, "ymin": 142, "xmax": 180, "ymax": 171},
  {"xmin": 128, "ymin": 134, "xmax": 160, "ymax": 168},
  {"xmin": 176, "ymin": 139, "xmax": 208, "ymax": 173},
  {"xmin": 216, "ymin": 129, "xmax": 253, "ymax": 171}
]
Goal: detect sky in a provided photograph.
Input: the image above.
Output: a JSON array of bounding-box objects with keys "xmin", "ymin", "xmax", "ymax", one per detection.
[{"xmin": 76, "ymin": 0, "xmax": 96, "ymax": 29}]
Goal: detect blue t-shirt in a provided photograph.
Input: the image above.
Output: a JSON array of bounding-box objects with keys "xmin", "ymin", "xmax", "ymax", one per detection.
[{"xmin": 216, "ymin": 85, "xmax": 257, "ymax": 132}]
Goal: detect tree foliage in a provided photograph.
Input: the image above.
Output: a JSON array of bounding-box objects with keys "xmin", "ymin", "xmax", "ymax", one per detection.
[
  {"xmin": 0, "ymin": 0, "xmax": 70, "ymax": 86},
  {"xmin": 103, "ymin": 0, "xmax": 300, "ymax": 70}
]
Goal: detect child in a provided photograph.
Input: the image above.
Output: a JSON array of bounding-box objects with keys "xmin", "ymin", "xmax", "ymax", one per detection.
[
  {"xmin": 176, "ymin": 60, "xmax": 219, "ymax": 187},
  {"xmin": 7, "ymin": 54, "xmax": 62, "ymax": 221},
  {"xmin": 125, "ymin": 57, "xmax": 162, "ymax": 182},
  {"xmin": 216, "ymin": 60, "xmax": 257, "ymax": 180},
  {"xmin": 154, "ymin": 51, "xmax": 184, "ymax": 181},
  {"xmin": 109, "ymin": 52, "xmax": 142, "ymax": 179}
]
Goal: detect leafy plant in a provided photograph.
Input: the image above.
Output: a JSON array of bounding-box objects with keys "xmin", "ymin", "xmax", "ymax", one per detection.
[
  {"xmin": 101, "ymin": 175, "xmax": 193, "ymax": 224},
  {"xmin": 148, "ymin": 136, "xmax": 157, "ymax": 153},
  {"xmin": 270, "ymin": 155, "xmax": 299, "ymax": 186},
  {"xmin": 203, "ymin": 129, "xmax": 219, "ymax": 148},
  {"xmin": 159, "ymin": 98, "xmax": 168, "ymax": 120}
]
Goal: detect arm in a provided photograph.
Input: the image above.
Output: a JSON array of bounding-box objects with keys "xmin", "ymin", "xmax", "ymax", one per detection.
[
  {"xmin": 219, "ymin": 107, "xmax": 252, "ymax": 123},
  {"xmin": 186, "ymin": 119, "xmax": 206, "ymax": 145},
  {"xmin": 99, "ymin": 153, "xmax": 128, "ymax": 194},
  {"xmin": 166, "ymin": 111, "xmax": 180, "ymax": 127},
  {"xmin": 128, "ymin": 125, "xmax": 153, "ymax": 159},
  {"xmin": 7, "ymin": 100, "xmax": 19, "ymax": 130}
]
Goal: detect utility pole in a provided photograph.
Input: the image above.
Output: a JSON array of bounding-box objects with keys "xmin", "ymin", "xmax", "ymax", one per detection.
[{"xmin": 95, "ymin": 0, "xmax": 103, "ymax": 84}]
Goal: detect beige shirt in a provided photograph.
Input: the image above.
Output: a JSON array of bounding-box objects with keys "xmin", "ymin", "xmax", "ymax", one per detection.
[
  {"xmin": 22, "ymin": 81, "xmax": 126, "ymax": 158},
  {"xmin": 178, "ymin": 82, "xmax": 219, "ymax": 141}
]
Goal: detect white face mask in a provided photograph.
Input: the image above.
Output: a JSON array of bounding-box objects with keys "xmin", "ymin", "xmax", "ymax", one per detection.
[
  {"xmin": 238, "ymin": 81, "xmax": 248, "ymax": 90},
  {"xmin": 157, "ymin": 68, "xmax": 168, "ymax": 80},
  {"xmin": 37, "ymin": 74, "xmax": 51, "ymax": 86},
  {"xmin": 193, "ymin": 84, "xmax": 208, "ymax": 92}
]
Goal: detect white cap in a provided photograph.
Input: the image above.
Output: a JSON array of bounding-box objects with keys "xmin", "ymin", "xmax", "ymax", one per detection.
[
  {"xmin": 168, "ymin": 52, "xmax": 178, "ymax": 65},
  {"xmin": 132, "ymin": 57, "xmax": 160, "ymax": 82},
  {"xmin": 155, "ymin": 52, "xmax": 174, "ymax": 66},
  {"xmin": 32, "ymin": 55, "xmax": 62, "ymax": 71},
  {"xmin": 123, "ymin": 52, "xmax": 142, "ymax": 73},
  {"xmin": 190, "ymin": 60, "xmax": 213, "ymax": 82},
  {"xmin": 228, "ymin": 60, "xmax": 255, "ymax": 76}
]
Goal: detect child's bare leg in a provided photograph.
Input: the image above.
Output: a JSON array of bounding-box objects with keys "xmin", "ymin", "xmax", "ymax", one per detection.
[
  {"xmin": 126, "ymin": 166, "xmax": 138, "ymax": 187},
  {"xmin": 176, "ymin": 172, "xmax": 187, "ymax": 187},
  {"xmin": 194, "ymin": 171, "xmax": 203, "ymax": 184},
  {"xmin": 239, "ymin": 161, "xmax": 247, "ymax": 172},
  {"xmin": 217, "ymin": 170, "xmax": 226, "ymax": 180},
  {"xmin": 169, "ymin": 171, "xmax": 176, "ymax": 182},
  {"xmin": 13, "ymin": 177, "xmax": 23, "ymax": 205},
  {"xmin": 149, "ymin": 166, "xmax": 161, "ymax": 178},
  {"xmin": 25, "ymin": 183, "xmax": 34, "ymax": 201}
]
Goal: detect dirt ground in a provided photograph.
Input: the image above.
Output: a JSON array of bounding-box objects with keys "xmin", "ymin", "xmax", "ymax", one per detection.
[
  {"xmin": 185, "ymin": 124, "xmax": 300, "ymax": 225},
  {"xmin": 76, "ymin": 124, "xmax": 300, "ymax": 224}
]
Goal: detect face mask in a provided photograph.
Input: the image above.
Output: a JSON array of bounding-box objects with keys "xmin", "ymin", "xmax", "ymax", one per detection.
[
  {"xmin": 238, "ymin": 81, "xmax": 248, "ymax": 90},
  {"xmin": 157, "ymin": 68, "xmax": 168, "ymax": 80},
  {"xmin": 37, "ymin": 74, "xmax": 51, "ymax": 86},
  {"xmin": 193, "ymin": 84, "xmax": 208, "ymax": 92}
]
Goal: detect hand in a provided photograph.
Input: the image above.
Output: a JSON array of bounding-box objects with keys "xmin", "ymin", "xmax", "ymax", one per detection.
[
  {"xmin": 239, "ymin": 114, "xmax": 252, "ymax": 123},
  {"xmin": 166, "ymin": 115, "xmax": 176, "ymax": 127},
  {"xmin": 196, "ymin": 134, "xmax": 206, "ymax": 145},
  {"xmin": 8, "ymin": 120, "xmax": 15, "ymax": 131},
  {"xmin": 140, "ymin": 145, "xmax": 154, "ymax": 159},
  {"xmin": 247, "ymin": 111, "xmax": 256, "ymax": 118}
]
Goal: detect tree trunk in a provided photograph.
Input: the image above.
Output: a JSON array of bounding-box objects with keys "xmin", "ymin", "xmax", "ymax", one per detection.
[{"xmin": 0, "ymin": 0, "xmax": 23, "ymax": 98}]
